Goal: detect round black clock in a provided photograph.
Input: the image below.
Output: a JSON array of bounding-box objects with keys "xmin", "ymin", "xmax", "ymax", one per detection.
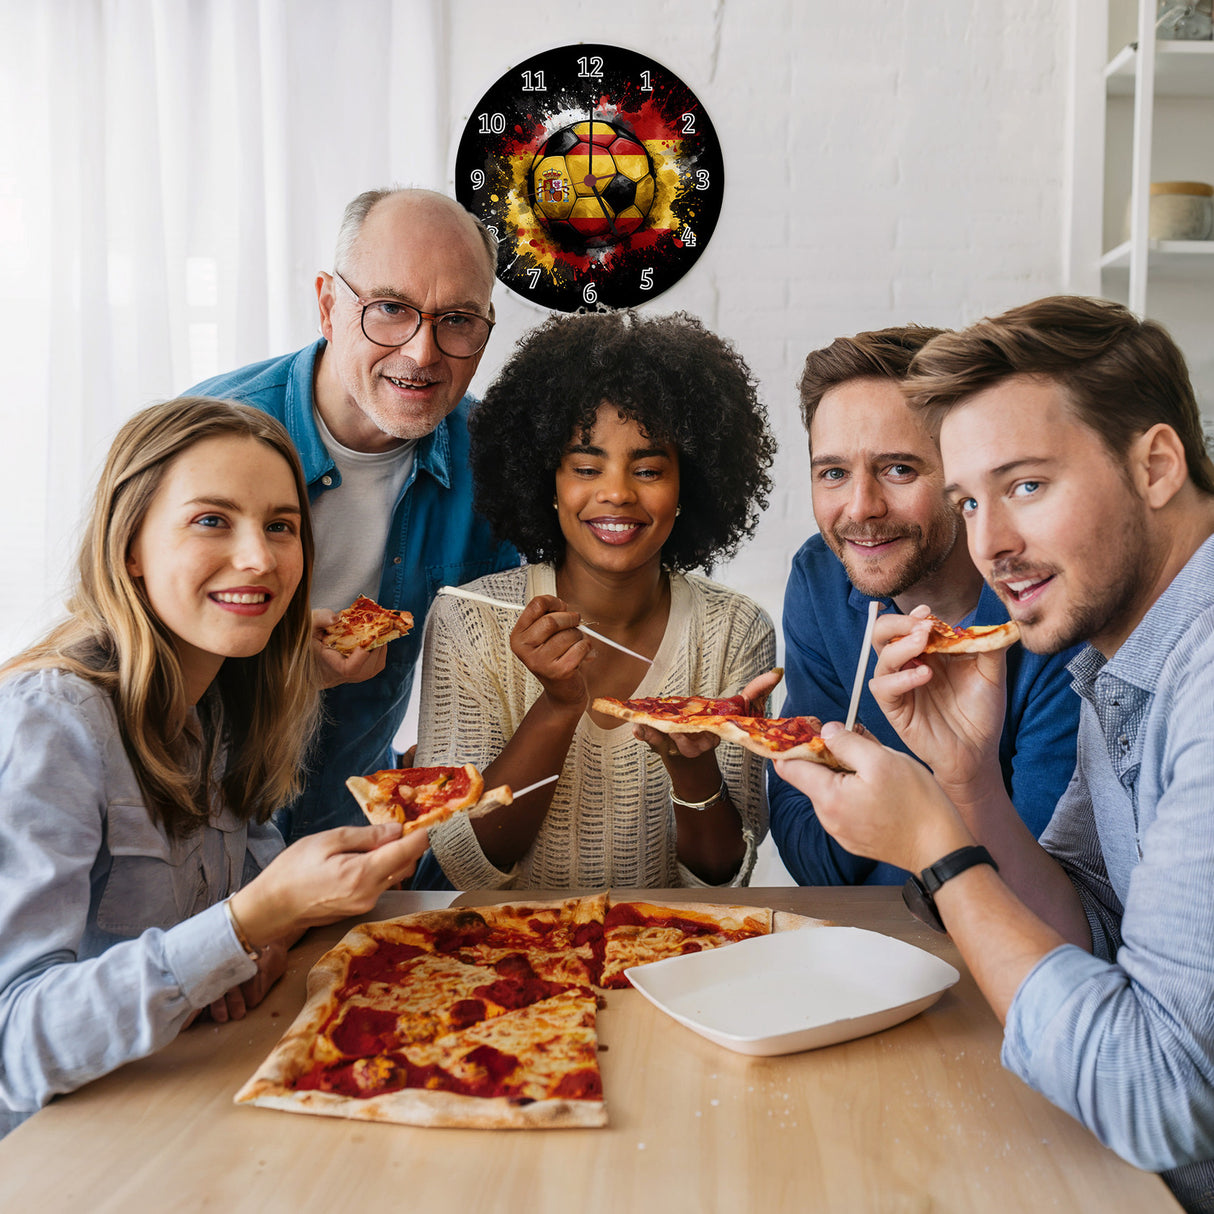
[{"xmin": 454, "ymin": 44, "xmax": 724, "ymax": 312}]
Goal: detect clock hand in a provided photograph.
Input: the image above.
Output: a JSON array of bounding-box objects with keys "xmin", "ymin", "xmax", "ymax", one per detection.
[
  {"xmin": 581, "ymin": 114, "xmax": 623, "ymax": 239},
  {"xmin": 585, "ymin": 175, "xmax": 623, "ymax": 238}
]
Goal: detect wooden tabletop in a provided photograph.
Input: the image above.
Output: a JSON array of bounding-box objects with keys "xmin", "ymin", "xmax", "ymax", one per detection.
[{"xmin": 0, "ymin": 887, "xmax": 1178, "ymax": 1213}]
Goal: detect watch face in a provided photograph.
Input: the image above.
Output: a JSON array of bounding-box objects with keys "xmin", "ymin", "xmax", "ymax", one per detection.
[{"xmin": 455, "ymin": 44, "xmax": 724, "ymax": 312}]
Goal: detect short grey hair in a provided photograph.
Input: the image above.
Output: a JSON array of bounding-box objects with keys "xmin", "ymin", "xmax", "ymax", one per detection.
[{"xmin": 332, "ymin": 188, "xmax": 498, "ymax": 279}]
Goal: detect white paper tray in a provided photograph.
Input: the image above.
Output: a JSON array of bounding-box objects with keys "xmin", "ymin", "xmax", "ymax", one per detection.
[{"xmin": 625, "ymin": 925, "xmax": 960, "ymax": 1056}]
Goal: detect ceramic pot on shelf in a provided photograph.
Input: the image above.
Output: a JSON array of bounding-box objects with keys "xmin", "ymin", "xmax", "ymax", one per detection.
[{"xmin": 1124, "ymin": 182, "xmax": 1214, "ymax": 241}]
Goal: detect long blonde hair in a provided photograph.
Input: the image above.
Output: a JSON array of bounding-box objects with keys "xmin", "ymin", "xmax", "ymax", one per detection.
[{"xmin": 4, "ymin": 397, "xmax": 319, "ymax": 836}]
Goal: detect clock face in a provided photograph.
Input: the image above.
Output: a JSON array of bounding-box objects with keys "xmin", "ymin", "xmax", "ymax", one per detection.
[{"xmin": 454, "ymin": 44, "xmax": 724, "ymax": 313}]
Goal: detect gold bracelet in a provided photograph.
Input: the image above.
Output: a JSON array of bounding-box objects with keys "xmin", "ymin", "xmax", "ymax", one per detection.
[
  {"xmin": 224, "ymin": 898, "xmax": 263, "ymax": 962},
  {"xmin": 669, "ymin": 780, "xmax": 727, "ymax": 811}
]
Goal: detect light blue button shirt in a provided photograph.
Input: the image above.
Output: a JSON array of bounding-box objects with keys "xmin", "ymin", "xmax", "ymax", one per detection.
[
  {"xmin": 1003, "ymin": 535, "xmax": 1214, "ymax": 1212},
  {"xmin": 0, "ymin": 669, "xmax": 281, "ymax": 1136}
]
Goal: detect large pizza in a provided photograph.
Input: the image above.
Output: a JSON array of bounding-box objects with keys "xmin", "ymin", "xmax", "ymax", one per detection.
[{"xmin": 235, "ymin": 893, "xmax": 821, "ymax": 1129}]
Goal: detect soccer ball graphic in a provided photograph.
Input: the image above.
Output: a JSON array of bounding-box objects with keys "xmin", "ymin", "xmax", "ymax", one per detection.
[{"xmin": 527, "ymin": 118, "xmax": 656, "ymax": 249}]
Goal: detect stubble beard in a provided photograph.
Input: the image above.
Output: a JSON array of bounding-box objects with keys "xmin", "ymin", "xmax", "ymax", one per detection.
[
  {"xmin": 831, "ymin": 505, "xmax": 960, "ymax": 600},
  {"xmin": 1000, "ymin": 506, "xmax": 1152, "ymax": 656},
  {"xmin": 358, "ymin": 372, "xmax": 454, "ymax": 443}
]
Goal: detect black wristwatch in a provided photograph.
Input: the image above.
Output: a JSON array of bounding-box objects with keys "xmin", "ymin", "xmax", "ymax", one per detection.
[{"xmin": 901, "ymin": 845, "xmax": 998, "ymax": 933}]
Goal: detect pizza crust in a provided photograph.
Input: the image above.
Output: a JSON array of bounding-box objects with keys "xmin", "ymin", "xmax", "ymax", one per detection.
[
  {"xmin": 237, "ymin": 1080, "xmax": 605, "ymax": 1129},
  {"xmin": 772, "ymin": 909, "xmax": 830, "ymax": 932}
]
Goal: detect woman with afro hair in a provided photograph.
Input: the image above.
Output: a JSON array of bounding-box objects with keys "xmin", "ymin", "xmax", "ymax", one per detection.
[{"xmin": 414, "ymin": 310, "xmax": 780, "ymax": 890}]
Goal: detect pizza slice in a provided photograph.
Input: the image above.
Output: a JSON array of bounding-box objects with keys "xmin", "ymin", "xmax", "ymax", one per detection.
[
  {"xmin": 290, "ymin": 988, "xmax": 605, "ymax": 1128},
  {"xmin": 403, "ymin": 986, "xmax": 603, "ymax": 1104},
  {"xmin": 345, "ymin": 764, "xmax": 513, "ymax": 834},
  {"xmin": 591, "ymin": 694, "xmax": 752, "ymax": 733},
  {"xmin": 594, "ymin": 694, "xmax": 850, "ymax": 770},
  {"xmin": 715, "ymin": 715, "xmax": 852, "ymax": 771},
  {"xmin": 897, "ymin": 612, "xmax": 1021, "ymax": 654},
  {"xmin": 598, "ymin": 899, "xmax": 773, "ymax": 989},
  {"xmin": 321, "ymin": 594, "xmax": 414, "ymax": 655}
]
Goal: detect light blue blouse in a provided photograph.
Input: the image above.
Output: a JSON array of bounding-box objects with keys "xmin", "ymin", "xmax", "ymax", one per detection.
[
  {"xmin": 0, "ymin": 669, "xmax": 281, "ymax": 1136},
  {"xmin": 1003, "ymin": 536, "xmax": 1214, "ymax": 1211}
]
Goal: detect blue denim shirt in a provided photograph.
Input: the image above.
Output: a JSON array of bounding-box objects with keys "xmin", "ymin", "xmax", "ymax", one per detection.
[
  {"xmin": 0, "ymin": 670, "xmax": 278, "ymax": 1136},
  {"xmin": 1002, "ymin": 535, "xmax": 1214, "ymax": 1211},
  {"xmin": 768, "ymin": 534, "xmax": 1081, "ymax": 884},
  {"xmin": 191, "ymin": 341, "xmax": 519, "ymax": 840}
]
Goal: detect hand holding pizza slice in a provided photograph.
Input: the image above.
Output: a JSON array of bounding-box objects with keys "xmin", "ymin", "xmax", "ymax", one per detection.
[{"xmin": 868, "ymin": 607, "xmax": 1014, "ymax": 792}]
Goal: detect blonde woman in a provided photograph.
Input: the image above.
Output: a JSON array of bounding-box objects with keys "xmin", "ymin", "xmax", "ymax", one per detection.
[{"xmin": 0, "ymin": 398, "xmax": 426, "ymax": 1136}]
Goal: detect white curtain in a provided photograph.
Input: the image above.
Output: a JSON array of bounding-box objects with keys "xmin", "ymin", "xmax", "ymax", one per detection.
[{"xmin": 0, "ymin": 0, "xmax": 451, "ymax": 657}]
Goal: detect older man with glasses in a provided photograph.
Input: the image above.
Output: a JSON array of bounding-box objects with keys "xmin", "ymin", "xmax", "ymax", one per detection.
[{"xmin": 190, "ymin": 188, "xmax": 518, "ymax": 844}]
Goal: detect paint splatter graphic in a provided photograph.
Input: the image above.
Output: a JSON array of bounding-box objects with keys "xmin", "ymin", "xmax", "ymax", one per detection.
[{"xmin": 455, "ymin": 45, "xmax": 724, "ymax": 312}]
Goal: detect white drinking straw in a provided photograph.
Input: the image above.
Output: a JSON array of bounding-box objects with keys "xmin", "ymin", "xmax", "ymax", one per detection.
[
  {"xmin": 845, "ymin": 600, "xmax": 881, "ymax": 731},
  {"xmin": 509, "ymin": 773, "xmax": 561, "ymax": 799},
  {"xmin": 438, "ymin": 585, "xmax": 653, "ymax": 665}
]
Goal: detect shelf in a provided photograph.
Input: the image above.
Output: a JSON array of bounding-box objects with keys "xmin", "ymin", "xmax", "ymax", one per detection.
[
  {"xmin": 1101, "ymin": 239, "xmax": 1214, "ymax": 278},
  {"xmin": 1106, "ymin": 40, "xmax": 1214, "ymax": 96}
]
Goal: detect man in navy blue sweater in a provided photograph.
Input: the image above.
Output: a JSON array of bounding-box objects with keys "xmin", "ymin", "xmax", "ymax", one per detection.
[{"xmin": 769, "ymin": 326, "xmax": 1079, "ymax": 885}]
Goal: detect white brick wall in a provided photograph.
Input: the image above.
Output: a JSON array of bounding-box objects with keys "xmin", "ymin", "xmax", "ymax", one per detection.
[{"xmin": 449, "ymin": 0, "xmax": 1072, "ymax": 639}]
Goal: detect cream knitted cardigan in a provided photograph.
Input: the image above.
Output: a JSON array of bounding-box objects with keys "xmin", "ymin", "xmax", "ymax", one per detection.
[{"xmin": 418, "ymin": 564, "xmax": 775, "ymax": 890}]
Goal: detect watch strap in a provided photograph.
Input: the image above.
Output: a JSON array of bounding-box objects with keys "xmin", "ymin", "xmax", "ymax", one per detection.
[{"xmin": 920, "ymin": 845, "xmax": 998, "ymax": 895}]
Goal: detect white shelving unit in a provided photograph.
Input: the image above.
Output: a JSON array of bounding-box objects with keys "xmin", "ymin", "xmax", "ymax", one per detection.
[
  {"xmin": 1106, "ymin": 37, "xmax": 1214, "ymax": 96},
  {"xmin": 1101, "ymin": 237, "xmax": 1214, "ymax": 270},
  {"xmin": 1067, "ymin": 1, "xmax": 1214, "ymax": 413}
]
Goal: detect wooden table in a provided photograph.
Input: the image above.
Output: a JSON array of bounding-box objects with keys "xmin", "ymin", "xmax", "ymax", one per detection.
[{"xmin": 0, "ymin": 887, "xmax": 1178, "ymax": 1213}]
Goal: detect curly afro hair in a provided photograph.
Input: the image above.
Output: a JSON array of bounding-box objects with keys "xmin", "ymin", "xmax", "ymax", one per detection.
[{"xmin": 470, "ymin": 311, "xmax": 776, "ymax": 573}]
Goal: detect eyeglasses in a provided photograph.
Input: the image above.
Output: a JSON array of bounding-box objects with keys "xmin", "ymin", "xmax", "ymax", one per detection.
[{"xmin": 330, "ymin": 270, "xmax": 494, "ymax": 359}]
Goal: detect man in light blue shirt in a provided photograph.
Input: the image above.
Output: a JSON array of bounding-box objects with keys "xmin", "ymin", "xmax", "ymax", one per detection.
[
  {"xmin": 777, "ymin": 296, "xmax": 1214, "ymax": 1212},
  {"xmin": 192, "ymin": 189, "xmax": 518, "ymax": 842}
]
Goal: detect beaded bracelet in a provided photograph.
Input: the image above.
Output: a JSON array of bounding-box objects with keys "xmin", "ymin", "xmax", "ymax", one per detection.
[{"xmin": 669, "ymin": 780, "xmax": 727, "ymax": 811}]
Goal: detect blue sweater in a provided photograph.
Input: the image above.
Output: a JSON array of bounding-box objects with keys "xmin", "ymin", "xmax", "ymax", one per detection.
[{"xmin": 768, "ymin": 534, "xmax": 1081, "ymax": 885}]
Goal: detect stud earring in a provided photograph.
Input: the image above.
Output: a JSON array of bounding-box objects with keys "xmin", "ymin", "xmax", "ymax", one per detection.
[{"xmin": 675, "ymin": 505, "xmax": 682, "ymax": 517}]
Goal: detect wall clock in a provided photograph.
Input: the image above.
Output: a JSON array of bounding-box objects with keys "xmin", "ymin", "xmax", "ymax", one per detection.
[{"xmin": 454, "ymin": 44, "xmax": 724, "ymax": 313}]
